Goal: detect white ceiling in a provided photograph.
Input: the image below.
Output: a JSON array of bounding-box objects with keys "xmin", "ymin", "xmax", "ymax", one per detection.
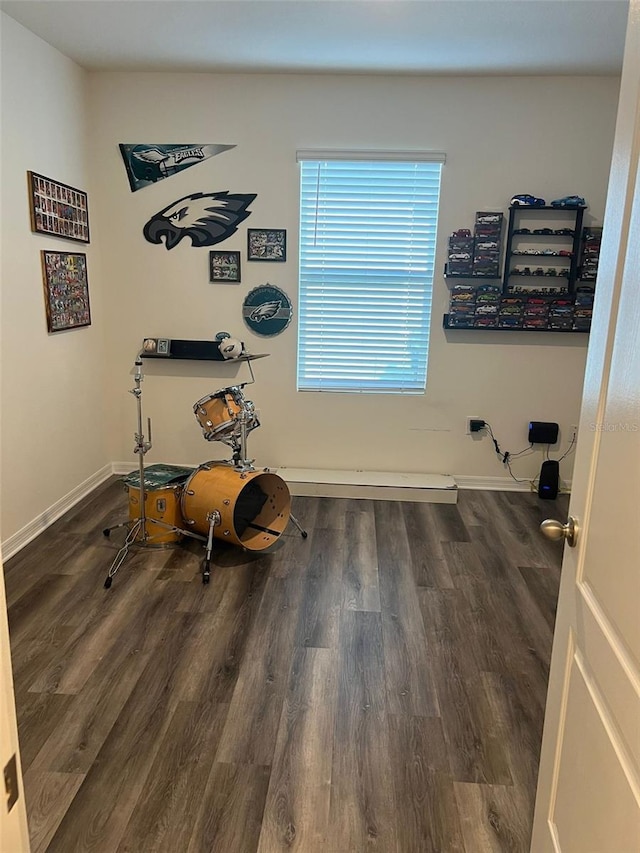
[{"xmin": 0, "ymin": 0, "xmax": 628, "ymax": 77}]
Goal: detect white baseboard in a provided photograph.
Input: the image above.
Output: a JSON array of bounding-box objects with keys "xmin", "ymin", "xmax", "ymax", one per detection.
[
  {"xmin": 2, "ymin": 463, "xmax": 114, "ymax": 561},
  {"xmin": 275, "ymin": 468, "xmax": 458, "ymax": 503},
  {"xmin": 454, "ymin": 474, "xmax": 572, "ymax": 493},
  {"xmin": 112, "ymin": 461, "xmax": 139, "ymax": 476},
  {"xmin": 454, "ymin": 474, "xmax": 533, "ymax": 492}
]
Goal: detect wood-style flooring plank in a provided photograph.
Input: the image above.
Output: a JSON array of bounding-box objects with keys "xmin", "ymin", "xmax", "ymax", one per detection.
[
  {"xmin": 257, "ymin": 647, "xmax": 337, "ymax": 853},
  {"xmin": 44, "ymin": 610, "xmax": 197, "ymax": 852},
  {"xmin": 27, "ymin": 561, "xmax": 168, "ymax": 695},
  {"xmin": 342, "ymin": 509, "xmax": 381, "ymax": 612},
  {"xmin": 15, "ymin": 691, "xmax": 75, "ymax": 774},
  {"xmin": 375, "ymin": 501, "xmax": 440, "ymax": 717},
  {"xmin": 454, "ymin": 781, "xmax": 533, "ymax": 853},
  {"xmin": 294, "ymin": 527, "xmax": 341, "ymax": 649},
  {"xmin": 11, "ymin": 626, "xmax": 76, "ymax": 698},
  {"xmin": 517, "ymin": 564, "xmax": 560, "ymax": 632},
  {"xmin": 29, "ymin": 578, "xmax": 187, "ymax": 776},
  {"xmin": 387, "ymin": 714, "xmax": 466, "ymax": 853},
  {"xmin": 327, "ymin": 610, "xmax": 397, "ymax": 852},
  {"xmin": 187, "ymin": 763, "xmax": 271, "ymax": 853},
  {"xmin": 479, "ymin": 671, "xmax": 545, "ymax": 805},
  {"xmin": 116, "ymin": 700, "xmax": 229, "ymax": 853},
  {"xmin": 215, "ymin": 577, "xmax": 301, "ymax": 766},
  {"xmin": 171, "ymin": 562, "xmax": 269, "ymax": 704},
  {"xmin": 401, "ymin": 501, "xmax": 455, "ymax": 589},
  {"xmin": 23, "ymin": 770, "xmax": 85, "ymax": 853},
  {"xmin": 419, "ymin": 589, "xmax": 513, "ymax": 785}
]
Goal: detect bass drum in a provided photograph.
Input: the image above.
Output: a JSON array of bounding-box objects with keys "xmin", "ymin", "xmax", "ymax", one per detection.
[{"xmin": 181, "ymin": 462, "xmax": 291, "ymax": 551}]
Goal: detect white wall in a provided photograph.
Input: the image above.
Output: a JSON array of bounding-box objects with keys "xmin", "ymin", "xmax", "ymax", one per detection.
[
  {"xmin": 88, "ymin": 71, "xmax": 619, "ymax": 484},
  {"xmin": 1, "ymin": 14, "xmax": 109, "ymax": 543}
]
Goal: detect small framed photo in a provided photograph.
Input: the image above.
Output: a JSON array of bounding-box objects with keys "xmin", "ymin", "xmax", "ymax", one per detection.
[
  {"xmin": 209, "ymin": 250, "xmax": 241, "ymax": 283},
  {"xmin": 41, "ymin": 250, "xmax": 91, "ymax": 332},
  {"xmin": 247, "ymin": 228, "xmax": 287, "ymax": 262},
  {"xmin": 28, "ymin": 171, "xmax": 90, "ymax": 244}
]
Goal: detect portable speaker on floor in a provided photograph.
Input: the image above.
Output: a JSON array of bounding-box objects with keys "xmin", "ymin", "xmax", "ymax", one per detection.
[{"xmin": 538, "ymin": 460, "xmax": 560, "ymax": 500}]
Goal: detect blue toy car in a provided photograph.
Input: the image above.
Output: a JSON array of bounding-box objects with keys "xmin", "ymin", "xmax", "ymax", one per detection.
[
  {"xmin": 511, "ymin": 194, "xmax": 546, "ymax": 207},
  {"xmin": 551, "ymin": 195, "xmax": 586, "ymax": 208}
]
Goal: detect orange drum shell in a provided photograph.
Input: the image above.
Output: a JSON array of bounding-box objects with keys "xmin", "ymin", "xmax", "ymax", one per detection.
[
  {"xmin": 193, "ymin": 392, "xmax": 242, "ymax": 437},
  {"xmin": 127, "ymin": 484, "xmax": 183, "ymax": 545},
  {"xmin": 181, "ymin": 463, "xmax": 291, "ymax": 551}
]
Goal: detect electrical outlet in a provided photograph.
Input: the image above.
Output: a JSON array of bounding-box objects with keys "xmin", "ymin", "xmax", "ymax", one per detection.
[
  {"xmin": 466, "ymin": 416, "xmax": 484, "ymax": 435},
  {"xmin": 571, "ymin": 423, "xmax": 578, "ymax": 435}
]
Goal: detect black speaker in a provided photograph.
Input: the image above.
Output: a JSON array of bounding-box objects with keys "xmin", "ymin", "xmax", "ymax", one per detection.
[
  {"xmin": 528, "ymin": 421, "xmax": 559, "ymax": 444},
  {"xmin": 538, "ymin": 460, "xmax": 559, "ymax": 500}
]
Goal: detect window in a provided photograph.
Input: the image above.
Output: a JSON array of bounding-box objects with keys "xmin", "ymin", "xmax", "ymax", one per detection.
[{"xmin": 297, "ymin": 150, "xmax": 444, "ymax": 393}]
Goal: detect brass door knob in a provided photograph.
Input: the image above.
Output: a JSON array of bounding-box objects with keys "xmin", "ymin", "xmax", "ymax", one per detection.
[{"xmin": 540, "ymin": 516, "xmax": 579, "ymax": 547}]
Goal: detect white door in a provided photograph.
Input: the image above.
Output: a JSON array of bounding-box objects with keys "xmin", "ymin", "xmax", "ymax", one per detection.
[
  {"xmin": 0, "ymin": 550, "xmax": 30, "ymax": 852},
  {"xmin": 531, "ymin": 5, "xmax": 640, "ymax": 851}
]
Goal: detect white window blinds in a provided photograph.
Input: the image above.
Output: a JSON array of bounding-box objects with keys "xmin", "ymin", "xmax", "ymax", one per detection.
[{"xmin": 297, "ymin": 154, "xmax": 444, "ymax": 393}]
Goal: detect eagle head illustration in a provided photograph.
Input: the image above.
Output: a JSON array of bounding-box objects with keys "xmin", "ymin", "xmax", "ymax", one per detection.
[{"xmin": 143, "ymin": 191, "xmax": 256, "ymax": 250}]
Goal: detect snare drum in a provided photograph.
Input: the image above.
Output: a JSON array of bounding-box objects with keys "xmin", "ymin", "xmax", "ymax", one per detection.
[
  {"xmin": 123, "ymin": 464, "xmax": 193, "ymax": 546},
  {"xmin": 181, "ymin": 462, "xmax": 291, "ymax": 551},
  {"xmin": 193, "ymin": 388, "xmax": 243, "ymax": 439},
  {"xmin": 127, "ymin": 483, "xmax": 184, "ymax": 545}
]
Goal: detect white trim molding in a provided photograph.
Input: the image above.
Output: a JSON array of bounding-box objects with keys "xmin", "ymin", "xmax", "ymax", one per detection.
[
  {"xmin": 1, "ymin": 463, "xmax": 114, "ymax": 560},
  {"xmin": 296, "ymin": 148, "xmax": 446, "ymax": 163},
  {"xmin": 454, "ymin": 474, "xmax": 572, "ymax": 493}
]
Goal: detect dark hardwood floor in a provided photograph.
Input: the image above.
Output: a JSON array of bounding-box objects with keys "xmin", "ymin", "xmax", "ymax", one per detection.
[{"xmin": 5, "ymin": 478, "xmax": 568, "ymax": 852}]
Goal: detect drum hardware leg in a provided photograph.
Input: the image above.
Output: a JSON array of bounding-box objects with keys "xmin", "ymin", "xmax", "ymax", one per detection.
[
  {"xmin": 202, "ymin": 510, "xmax": 221, "ymax": 585},
  {"xmin": 289, "ymin": 513, "xmax": 308, "ymax": 539},
  {"xmin": 104, "ymin": 518, "xmax": 142, "ymax": 588},
  {"xmin": 103, "ymin": 520, "xmax": 131, "ymax": 538}
]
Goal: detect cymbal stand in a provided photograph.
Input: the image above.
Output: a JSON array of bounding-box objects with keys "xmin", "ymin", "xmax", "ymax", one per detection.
[{"xmin": 103, "ymin": 355, "xmax": 153, "ymax": 588}]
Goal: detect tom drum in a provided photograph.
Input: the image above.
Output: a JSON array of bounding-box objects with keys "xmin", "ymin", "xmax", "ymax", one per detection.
[{"xmin": 193, "ymin": 388, "xmax": 243, "ymax": 439}]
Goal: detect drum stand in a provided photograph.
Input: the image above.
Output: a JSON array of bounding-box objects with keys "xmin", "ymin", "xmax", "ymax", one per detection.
[
  {"xmin": 217, "ymin": 392, "xmax": 308, "ymax": 541},
  {"xmin": 102, "ymin": 355, "xmax": 210, "ymax": 588}
]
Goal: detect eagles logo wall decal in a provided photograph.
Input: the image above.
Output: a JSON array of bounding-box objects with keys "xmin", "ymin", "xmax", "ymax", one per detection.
[{"xmin": 143, "ymin": 191, "xmax": 257, "ymax": 250}]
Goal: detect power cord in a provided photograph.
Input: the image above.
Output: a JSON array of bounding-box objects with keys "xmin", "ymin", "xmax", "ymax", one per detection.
[
  {"xmin": 484, "ymin": 423, "xmax": 535, "ymax": 483},
  {"xmin": 557, "ymin": 432, "xmax": 577, "ymax": 461},
  {"xmin": 479, "ymin": 421, "xmax": 577, "ymax": 489}
]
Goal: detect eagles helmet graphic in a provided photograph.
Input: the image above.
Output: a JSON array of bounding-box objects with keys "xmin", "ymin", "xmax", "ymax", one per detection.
[{"xmin": 143, "ymin": 191, "xmax": 256, "ymax": 250}]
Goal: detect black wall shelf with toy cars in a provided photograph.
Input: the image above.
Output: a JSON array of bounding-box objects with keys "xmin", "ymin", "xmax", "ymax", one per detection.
[
  {"xmin": 578, "ymin": 226, "xmax": 602, "ymax": 282},
  {"xmin": 502, "ymin": 204, "xmax": 585, "ymax": 295},
  {"xmin": 443, "ymin": 201, "xmax": 597, "ymax": 333},
  {"xmin": 445, "ymin": 212, "xmax": 504, "ymax": 279}
]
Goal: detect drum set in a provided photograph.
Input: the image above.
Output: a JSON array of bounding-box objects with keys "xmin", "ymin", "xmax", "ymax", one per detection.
[{"xmin": 103, "ymin": 349, "xmax": 306, "ymax": 588}]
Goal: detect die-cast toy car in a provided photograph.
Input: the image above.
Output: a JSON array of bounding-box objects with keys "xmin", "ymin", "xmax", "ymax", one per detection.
[
  {"xmin": 550, "ymin": 195, "xmax": 586, "ymax": 208},
  {"xmin": 510, "ymin": 194, "xmax": 546, "ymax": 207}
]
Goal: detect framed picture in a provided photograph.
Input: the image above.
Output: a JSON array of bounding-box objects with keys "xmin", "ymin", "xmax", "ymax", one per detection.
[
  {"xmin": 209, "ymin": 250, "xmax": 241, "ymax": 283},
  {"xmin": 28, "ymin": 171, "xmax": 90, "ymax": 244},
  {"xmin": 247, "ymin": 228, "xmax": 287, "ymax": 262},
  {"xmin": 40, "ymin": 250, "xmax": 91, "ymax": 332}
]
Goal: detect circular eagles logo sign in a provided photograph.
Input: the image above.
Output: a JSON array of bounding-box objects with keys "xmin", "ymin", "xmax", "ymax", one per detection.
[{"xmin": 242, "ymin": 284, "xmax": 292, "ymax": 337}]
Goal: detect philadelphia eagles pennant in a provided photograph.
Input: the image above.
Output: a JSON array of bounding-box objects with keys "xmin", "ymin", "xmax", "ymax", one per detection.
[{"xmin": 119, "ymin": 143, "xmax": 236, "ymax": 192}]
